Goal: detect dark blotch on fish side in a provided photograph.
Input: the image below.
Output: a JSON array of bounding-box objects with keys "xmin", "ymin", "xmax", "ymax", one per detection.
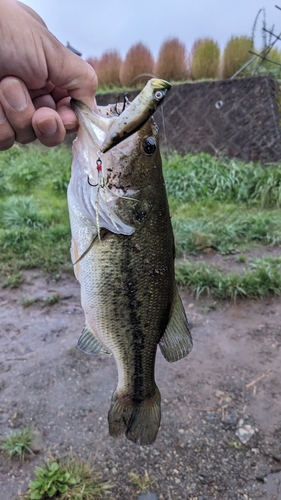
[{"xmin": 135, "ymin": 211, "xmax": 147, "ymax": 223}]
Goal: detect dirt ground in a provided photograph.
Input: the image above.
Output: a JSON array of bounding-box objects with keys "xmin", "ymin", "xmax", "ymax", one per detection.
[{"xmin": 0, "ymin": 266, "xmax": 281, "ymax": 500}]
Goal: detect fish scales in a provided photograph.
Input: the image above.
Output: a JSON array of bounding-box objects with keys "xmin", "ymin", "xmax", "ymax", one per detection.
[{"xmin": 68, "ymin": 79, "xmax": 192, "ymax": 445}]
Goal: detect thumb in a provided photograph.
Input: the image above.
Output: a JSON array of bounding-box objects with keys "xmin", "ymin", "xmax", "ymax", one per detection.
[{"xmin": 44, "ymin": 34, "xmax": 98, "ymax": 110}]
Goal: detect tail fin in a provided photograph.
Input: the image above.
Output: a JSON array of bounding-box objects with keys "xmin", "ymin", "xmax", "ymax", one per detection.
[{"xmin": 108, "ymin": 387, "xmax": 161, "ymax": 445}]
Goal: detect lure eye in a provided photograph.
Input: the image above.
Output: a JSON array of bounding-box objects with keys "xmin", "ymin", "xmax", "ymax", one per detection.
[
  {"xmin": 142, "ymin": 137, "xmax": 157, "ymax": 156},
  {"xmin": 154, "ymin": 90, "xmax": 165, "ymax": 101}
]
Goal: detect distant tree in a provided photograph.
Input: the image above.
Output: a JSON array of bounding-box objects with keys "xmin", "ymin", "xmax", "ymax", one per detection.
[
  {"xmin": 96, "ymin": 50, "xmax": 122, "ymax": 88},
  {"xmin": 221, "ymin": 36, "xmax": 253, "ymax": 79},
  {"xmin": 120, "ymin": 42, "xmax": 154, "ymax": 87},
  {"xmin": 154, "ymin": 37, "xmax": 188, "ymax": 82},
  {"xmin": 191, "ymin": 38, "xmax": 220, "ymax": 80}
]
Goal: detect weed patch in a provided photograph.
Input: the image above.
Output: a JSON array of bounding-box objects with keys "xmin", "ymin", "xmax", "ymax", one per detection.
[
  {"xmin": 23, "ymin": 457, "xmax": 112, "ymax": 500},
  {"xmin": 2, "ymin": 271, "xmax": 25, "ymax": 288},
  {"xmin": 22, "ymin": 293, "xmax": 60, "ymax": 308}
]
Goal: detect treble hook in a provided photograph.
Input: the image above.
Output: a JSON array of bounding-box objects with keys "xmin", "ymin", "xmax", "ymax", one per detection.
[
  {"xmin": 122, "ymin": 93, "xmax": 130, "ymax": 113},
  {"xmin": 115, "ymin": 93, "xmax": 130, "ymax": 116},
  {"xmin": 87, "ymin": 153, "xmax": 103, "ymax": 188},
  {"xmin": 87, "ymin": 176, "xmax": 98, "ymax": 187}
]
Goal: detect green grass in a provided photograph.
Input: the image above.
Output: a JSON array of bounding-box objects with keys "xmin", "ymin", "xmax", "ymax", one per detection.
[
  {"xmin": 176, "ymin": 257, "xmax": 281, "ymax": 300},
  {"xmin": 22, "ymin": 297, "xmax": 39, "ymax": 308},
  {"xmin": 128, "ymin": 470, "xmax": 154, "ymax": 493},
  {"xmin": 171, "ymin": 205, "xmax": 281, "ymax": 255},
  {"xmin": 163, "ymin": 152, "xmax": 281, "ymax": 208},
  {"xmin": 164, "ymin": 153, "xmax": 281, "ymax": 259},
  {"xmin": 2, "ymin": 270, "xmax": 25, "ymax": 288},
  {"xmin": 23, "ymin": 457, "xmax": 112, "ymax": 500},
  {"xmin": 22, "ymin": 293, "xmax": 60, "ymax": 308},
  {"xmin": 0, "ymin": 144, "xmax": 72, "ymax": 279},
  {"xmin": 0, "ymin": 427, "xmax": 33, "ymax": 460},
  {"xmin": 1, "ymin": 146, "xmax": 281, "ymax": 300}
]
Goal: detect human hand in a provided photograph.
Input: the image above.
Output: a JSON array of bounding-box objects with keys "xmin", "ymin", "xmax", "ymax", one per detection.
[{"xmin": 0, "ymin": 0, "xmax": 98, "ymax": 150}]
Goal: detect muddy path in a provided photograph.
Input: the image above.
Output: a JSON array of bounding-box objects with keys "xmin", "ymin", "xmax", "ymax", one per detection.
[{"xmin": 0, "ymin": 270, "xmax": 281, "ymax": 499}]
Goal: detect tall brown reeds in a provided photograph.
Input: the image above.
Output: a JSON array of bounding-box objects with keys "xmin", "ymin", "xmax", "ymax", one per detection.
[
  {"xmin": 190, "ymin": 38, "xmax": 220, "ymax": 80},
  {"xmin": 96, "ymin": 50, "xmax": 122, "ymax": 88},
  {"xmin": 154, "ymin": 37, "xmax": 188, "ymax": 82},
  {"xmin": 119, "ymin": 42, "xmax": 154, "ymax": 87}
]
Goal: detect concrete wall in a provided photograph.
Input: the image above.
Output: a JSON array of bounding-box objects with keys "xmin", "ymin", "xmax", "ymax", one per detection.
[{"xmin": 96, "ymin": 77, "xmax": 281, "ymax": 163}]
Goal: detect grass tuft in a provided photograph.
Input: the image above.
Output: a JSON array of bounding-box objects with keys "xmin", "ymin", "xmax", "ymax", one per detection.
[
  {"xmin": 44, "ymin": 293, "xmax": 60, "ymax": 306},
  {"xmin": 22, "ymin": 293, "xmax": 60, "ymax": 308},
  {"xmin": 2, "ymin": 271, "xmax": 25, "ymax": 288},
  {"xmin": 128, "ymin": 470, "xmax": 154, "ymax": 493},
  {"xmin": 1, "ymin": 427, "xmax": 33, "ymax": 460},
  {"xmin": 22, "ymin": 297, "xmax": 39, "ymax": 308},
  {"xmin": 176, "ymin": 257, "xmax": 281, "ymax": 300},
  {"xmin": 1, "ymin": 196, "xmax": 44, "ymax": 229}
]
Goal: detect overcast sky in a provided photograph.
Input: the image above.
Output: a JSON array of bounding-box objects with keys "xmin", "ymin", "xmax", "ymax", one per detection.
[{"xmin": 22, "ymin": 1, "xmax": 279, "ymax": 61}]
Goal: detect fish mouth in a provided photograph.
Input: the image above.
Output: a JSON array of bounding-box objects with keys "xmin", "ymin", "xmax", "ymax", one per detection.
[
  {"xmin": 100, "ymin": 78, "xmax": 171, "ymax": 153},
  {"xmin": 71, "ymin": 78, "xmax": 171, "ymax": 155}
]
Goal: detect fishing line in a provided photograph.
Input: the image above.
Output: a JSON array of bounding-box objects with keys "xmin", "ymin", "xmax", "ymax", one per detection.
[{"xmin": 160, "ymin": 103, "xmax": 168, "ymax": 153}]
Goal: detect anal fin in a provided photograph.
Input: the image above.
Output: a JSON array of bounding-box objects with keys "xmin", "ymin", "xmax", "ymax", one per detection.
[
  {"xmin": 159, "ymin": 286, "xmax": 193, "ymax": 362},
  {"xmin": 77, "ymin": 324, "xmax": 111, "ymax": 355}
]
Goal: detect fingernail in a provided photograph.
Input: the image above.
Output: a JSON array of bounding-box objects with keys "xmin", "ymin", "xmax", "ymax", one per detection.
[
  {"xmin": 37, "ymin": 117, "xmax": 58, "ymax": 136},
  {"xmin": 64, "ymin": 121, "xmax": 76, "ymax": 131},
  {"xmin": 0, "ymin": 104, "xmax": 6, "ymax": 124},
  {"xmin": 2, "ymin": 80, "xmax": 27, "ymax": 111}
]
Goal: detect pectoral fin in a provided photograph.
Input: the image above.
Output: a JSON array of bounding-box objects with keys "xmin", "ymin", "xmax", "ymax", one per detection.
[
  {"xmin": 73, "ymin": 236, "xmax": 97, "ymax": 265},
  {"xmin": 77, "ymin": 324, "xmax": 111, "ymax": 355},
  {"xmin": 70, "ymin": 238, "xmax": 81, "ymax": 282},
  {"xmin": 159, "ymin": 287, "xmax": 193, "ymax": 362}
]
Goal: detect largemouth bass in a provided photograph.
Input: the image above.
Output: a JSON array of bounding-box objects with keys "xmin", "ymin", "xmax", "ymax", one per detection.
[{"xmin": 68, "ymin": 79, "xmax": 192, "ymax": 445}]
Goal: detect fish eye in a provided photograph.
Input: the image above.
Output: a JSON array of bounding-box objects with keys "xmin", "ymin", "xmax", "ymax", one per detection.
[
  {"xmin": 154, "ymin": 90, "xmax": 165, "ymax": 101},
  {"xmin": 142, "ymin": 137, "xmax": 157, "ymax": 156}
]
